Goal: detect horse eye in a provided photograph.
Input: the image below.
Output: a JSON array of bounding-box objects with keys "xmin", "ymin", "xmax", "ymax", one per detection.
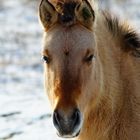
[
  {"xmin": 42, "ymin": 55, "xmax": 50, "ymax": 63},
  {"xmin": 85, "ymin": 54, "xmax": 94, "ymax": 62}
]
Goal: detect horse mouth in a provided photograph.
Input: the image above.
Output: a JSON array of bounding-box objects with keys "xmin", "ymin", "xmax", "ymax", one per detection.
[
  {"xmin": 55, "ymin": 122, "xmax": 81, "ymax": 138},
  {"xmin": 57, "ymin": 130, "xmax": 81, "ymax": 138}
]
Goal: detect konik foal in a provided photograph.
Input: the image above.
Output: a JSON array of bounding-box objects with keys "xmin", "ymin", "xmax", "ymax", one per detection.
[{"xmin": 39, "ymin": 0, "xmax": 140, "ymax": 139}]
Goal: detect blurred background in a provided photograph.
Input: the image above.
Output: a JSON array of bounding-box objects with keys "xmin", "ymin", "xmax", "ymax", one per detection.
[{"xmin": 0, "ymin": 0, "xmax": 139, "ymax": 140}]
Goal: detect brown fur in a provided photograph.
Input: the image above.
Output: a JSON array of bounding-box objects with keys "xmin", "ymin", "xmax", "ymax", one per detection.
[
  {"xmin": 103, "ymin": 12, "xmax": 140, "ymax": 56},
  {"xmin": 39, "ymin": 0, "xmax": 140, "ymax": 139}
]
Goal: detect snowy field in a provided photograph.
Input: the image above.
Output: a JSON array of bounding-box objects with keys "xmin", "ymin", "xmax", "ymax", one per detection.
[{"xmin": 0, "ymin": 0, "xmax": 139, "ymax": 140}]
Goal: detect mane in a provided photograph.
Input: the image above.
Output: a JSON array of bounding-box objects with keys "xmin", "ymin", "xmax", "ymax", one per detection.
[{"xmin": 103, "ymin": 12, "xmax": 140, "ymax": 57}]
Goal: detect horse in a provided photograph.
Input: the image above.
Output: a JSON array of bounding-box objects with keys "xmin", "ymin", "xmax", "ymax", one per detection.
[{"xmin": 39, "ymin": 0, "xmax": 140, "ymax": 139}]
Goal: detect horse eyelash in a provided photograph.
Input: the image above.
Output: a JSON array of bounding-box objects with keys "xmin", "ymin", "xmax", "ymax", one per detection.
[
  {"xmin": 84, "ymin": 54, "xmax": 95, "ymax": 62},
  {"xmin": 41, "ymin": 55, "xmax": 51, "ymax": 63}
]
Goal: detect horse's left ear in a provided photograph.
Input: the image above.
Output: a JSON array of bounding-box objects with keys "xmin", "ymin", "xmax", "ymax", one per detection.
[
  {"xmin": 75, "ymin": 0, "xmax": 95, "ymax": 29},
  {"xmin": 39, "ymin": 0, "xmax": 58, "ymax": 30}
]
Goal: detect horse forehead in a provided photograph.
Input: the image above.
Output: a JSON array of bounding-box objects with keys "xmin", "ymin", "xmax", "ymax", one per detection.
[{"xmin": 43, "ymin": 26, "xmax": 95, "ymax": 51}]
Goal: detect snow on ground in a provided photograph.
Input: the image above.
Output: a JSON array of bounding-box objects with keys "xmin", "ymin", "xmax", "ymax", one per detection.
[{"xmin": 0, "ymin": 0, "xmax": 139, "ymax": 140}]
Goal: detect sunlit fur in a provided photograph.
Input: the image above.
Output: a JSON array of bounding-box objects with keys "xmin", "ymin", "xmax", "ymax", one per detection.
[{"xmin": 39, "ymin": 0, "xmax": 140, "ymax": 139}]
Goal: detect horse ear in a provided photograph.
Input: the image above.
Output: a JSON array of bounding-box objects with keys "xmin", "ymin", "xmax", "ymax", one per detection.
[
  {"xmin": 39, "ymin": 0, "xmax": 58, "ymax": 30},
  {"xmin": 75, "ymin": 0, "xmax": 95, "ymax": 29}
]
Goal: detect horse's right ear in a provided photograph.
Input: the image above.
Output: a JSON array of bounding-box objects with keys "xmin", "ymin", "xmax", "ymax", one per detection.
[{"xmin": 39, "ymin": 0, "xmax": 58, "ymax": 30}]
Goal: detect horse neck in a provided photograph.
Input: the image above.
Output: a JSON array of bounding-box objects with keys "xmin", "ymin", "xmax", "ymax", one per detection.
[
  {"xmin": 78, "ymin": 14, "xmax": 137, "ymax": 140},
  {"xmin": 95, "ymin": 12, "xmax": 138, "ymax": 104}
]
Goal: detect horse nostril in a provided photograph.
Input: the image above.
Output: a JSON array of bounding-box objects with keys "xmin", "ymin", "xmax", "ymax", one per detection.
[
  {"xmin": 71, "ymin": 109, "xmax": 81, "ymax": 127},
  {"xmin": 53, "ymin": 111, "xmax": 61, "ymax": 128}
]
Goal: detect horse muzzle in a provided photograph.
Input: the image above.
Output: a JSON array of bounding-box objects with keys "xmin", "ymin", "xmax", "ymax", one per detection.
[{"xmin": 53, "ymin": 108, "xmax": 83, "ymax": 138}]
